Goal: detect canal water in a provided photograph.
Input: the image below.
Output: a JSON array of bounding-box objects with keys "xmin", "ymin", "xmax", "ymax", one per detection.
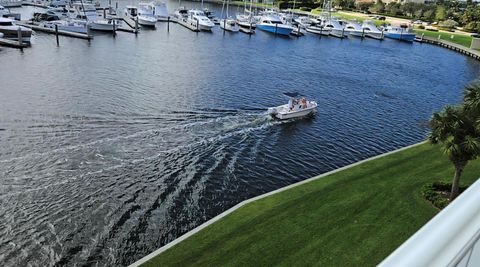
[{"xmin": 1, "ymin": 2, "xmax": 480, "ymax": 266}]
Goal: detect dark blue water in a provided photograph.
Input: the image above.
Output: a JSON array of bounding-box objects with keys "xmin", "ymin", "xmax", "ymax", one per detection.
[{"xmin": 1, "ymin": 2, "xmax": 479, "ymax": 266}]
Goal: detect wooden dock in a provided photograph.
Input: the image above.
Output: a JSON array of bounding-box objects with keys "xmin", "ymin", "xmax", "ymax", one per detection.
[
  {"xmin": 415, "ymin": 36, "xmax": 480, "ymax": 60},
  {"xmin": 17, "ymin": 22, "xmax": 93, "ymax": 39},
  {"xmin": 0, "ymin": 37, "xmax": 29, "ymax": 48}
]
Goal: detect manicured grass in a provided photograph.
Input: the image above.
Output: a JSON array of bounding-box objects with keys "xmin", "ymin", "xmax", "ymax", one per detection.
[
  {"xmin": 142, "ymin": 143, "xmax": 480, "ymax": 266},
  {"xmin": 414, "ymin": 29, "xmax": 473, "ymax": 48}
]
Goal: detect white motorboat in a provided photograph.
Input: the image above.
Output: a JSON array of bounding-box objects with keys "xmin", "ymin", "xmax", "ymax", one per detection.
[
  {"xmin": 384, "ymin": 25, "xmax": 416, "ymax": 42},
  {"xmin": 306, "ymin": 21, "xmax": 330, "ymax": 36},
  {"xmin": 187, "ymin": 9, "xmax": 214, "ymax": 31},
  {"xmin": 268, "ymin": 92, "xmax": 317, "ymax": 120},
  {"xmin": 361, "ymin": 20, "xmax": 384, "ymax": 40},
  {"xmin": 45, "ymin": 6, "xmax": 71, "ymax": 19},
  {"xmin": 236, "ymin": 14, "xmax": 256, "ymax": 29},
  {"xmin": 324, "ymin": 19, "xmax": 347, "ymax": 38},
  {"xmin": 220, "ymin": 17, "xmax": 239, "ymax": 32},
  {"xmin": 39, "ymin": 19, "xmax": 88, "ymax": 34},
  {"xmin": 0, "ymin": 17, "xmax": 32, "ymax": 43},
  {"xmin": 74, "ymin": 3, "xmax": 118, "ymax": 31},
  {"xmin": 126, "ymin": 5, "xmax": 157, "ymax": 27},
  {"xmin": 173, "ymin": 7, "xmax": 188, "ymax": 21},
  {"xmin": 293, "ymin": 16, "xmax": 312, "ymax": 29},
  {"xmin": 0, "ymin": 0, "xmax": 21, "ymax": 8},
  {"xmin": 256, "ymin": 10, "xmax": 293, "ymax": 36},
  {"xmin": 344, "ymin": 21, "xmax": 364, "ymax": 37},
  {"xmin": 138, "ymin": 2, "xmax": 157, "ymax": 27},
  {"xmin": 153, "ymin": 1, "xmax": 168, "ymax": 21},
  {"xmin": 203, "ymin": 8, "xmax": 219, "ymax": 23}
]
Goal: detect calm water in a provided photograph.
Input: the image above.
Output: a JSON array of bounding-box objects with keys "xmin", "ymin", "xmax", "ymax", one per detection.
[{"xmin": 1, "ymin": 2, "xmax": 480, "ymax": 266}]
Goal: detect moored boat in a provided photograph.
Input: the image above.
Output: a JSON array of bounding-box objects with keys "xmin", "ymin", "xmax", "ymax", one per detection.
[
  {"xmin": 384, "ymin": 25, "xmax": 416, "ymax": 42},
  {"xmin": 256, "ymin": 10, "xmax": 293, "ymax": 36},
  {"xmin": 220, "ymin": 17, "xmax": 239, "ymax": 32},
  {"xmin": 0, "ymin": 17, "xmax": 32, "ymax": 43},
  {"xmin": 361, "ymin": 20, "xmax": 384, "ymax": 40},
  {"xmin": 153, "ymin": 1, "xmax": 169, "ymax": 21}
]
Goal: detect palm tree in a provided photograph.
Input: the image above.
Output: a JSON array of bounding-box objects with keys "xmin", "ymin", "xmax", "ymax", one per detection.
[
  {"xmin": 429, "ymin": 80, "xmax": 480, "ymax": 200},
  {"xmin": 429, "ymin": 104, "xmax": 480, "ymax": 200}
]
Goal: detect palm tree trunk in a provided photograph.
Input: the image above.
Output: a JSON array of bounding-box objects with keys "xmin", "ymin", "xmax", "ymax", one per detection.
[{"xmin": 450, "ymin": 162, "xmax": 466, "ymax": 201}]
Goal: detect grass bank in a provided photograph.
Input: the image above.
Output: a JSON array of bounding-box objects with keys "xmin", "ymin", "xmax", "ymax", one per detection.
[
  {"xmin": 414, "ymin": 29, "xmax": 473, "ymax": 48},
  {"xmin": 141, "ymin": 143, "xmax": 480, "ymax": 266}
]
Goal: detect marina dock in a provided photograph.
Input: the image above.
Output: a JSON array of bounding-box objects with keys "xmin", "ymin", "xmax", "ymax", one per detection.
[
  {"xmin": 0, "ymin": 37, "xmax": 28, "ymax": 48},
  {"xmin": 415, "ymin": 35, "xmax": 480, "ymax": 60},
  {"xmin": 16, "ymin": 22, "xmax": 93, "ymax": 39}
]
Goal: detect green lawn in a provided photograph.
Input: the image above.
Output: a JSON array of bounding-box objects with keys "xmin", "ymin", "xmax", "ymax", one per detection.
[
  {"xmin": 414, "ymin": 29, "xmax": 473, "ymax": 48},
  {"xmin": 142, "ymin": 143, "xmax": 480, "ymax": 266}
]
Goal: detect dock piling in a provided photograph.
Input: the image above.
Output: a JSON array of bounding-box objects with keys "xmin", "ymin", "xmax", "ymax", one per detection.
[
  {"xmin": 275, "ymin": 23, "xmax": 278, "ymax": 36},
  {"xmin": 55, "ymin": 24, "xmax": 59, "ymax": 46},
  {"xmin": 167, "ymin": 16, "xmax": 170, "ymax": 32},
  {"xmin": 17, "ymin": 27, "xmax": 22, "ymax": 47},
  {"xmin": 135, "ymin": 17, "xmax": 139, "ymax": 34},
  {"xmin": 362, "ymin": 28, "xmax": 365, "ymax": 38},
  {"xmin": 113, "ymin": 19, "xmax": 116, "ymax": 37}
]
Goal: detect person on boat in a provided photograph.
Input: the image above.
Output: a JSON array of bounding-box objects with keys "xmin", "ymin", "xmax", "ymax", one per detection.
[{"xmin": 301, "ymin": 98, "xmax": 307, "ymax": 108}]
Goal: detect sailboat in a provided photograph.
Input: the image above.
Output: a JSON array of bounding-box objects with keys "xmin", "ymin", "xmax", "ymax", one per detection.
[
  {"xmin": 220, "ymin": 0, "xmax": 239, "ymax": 32},
  {"xmin": 236, "ymin": 0, "xmax": 256, "ymax": 33}
]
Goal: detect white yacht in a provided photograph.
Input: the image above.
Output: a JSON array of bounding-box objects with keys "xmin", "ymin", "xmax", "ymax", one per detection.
[
  {"xmin": 293, "ymin": 16, "xmax": 312, "ymax": 29},
  {"xmin": 125, "ymin": 5, "xmax": 156, "ymax": 27},
  {"xmin": 324, "ymin": 19, "xmax": 347, "ymax": 38},
  {"xmin": 138, "ymin": 2, "xmax": 158, "ymax": 27},
  {"xmin": 187, "ymin": 9, "xmax": 214, "ymax": 31},
  {"xmin": 268, "ymin": 92, "xmax": 317, "ymax": 120},
  {"xmin": 0, "ymin": 17, "xmax": 33, "ymax": 43},
  {"xmin": 173, "ymin": 7, "xmax": 188, "ymax": 21},
  {"xmin": 344, "ymin": 21, "xmax": 363, "ymax": 37},
  {"xmin": 256, "ymin": 10, "xmax": 293, "ymax": 36},
  {"xmin": 74, "ymin": 3, "xmax": 118, "ymax": 31},
  {"xmin": 153, "ymin": 1, "xmax": 168, "ymax": 21},
  {"xmin": 220, "ymin": 17, "xmax": 239, "ymax": 32},
  {"xmin": 361, "ymin": 20, "xmax": 384, "ymax": 40},
  {"xmin": 306, "ymin": 20, "xmax": 330, "ymax": 36},
  {"xmin": 39, "ymin": 19, "xmax": 88, "ymax": 34},
  {"xmin": 236, "ymin": 14, "xmax": 256, "ymax": 29}
]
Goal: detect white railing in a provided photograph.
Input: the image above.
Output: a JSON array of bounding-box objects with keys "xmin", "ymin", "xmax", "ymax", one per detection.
[{"xmin": 379, "ymin": 178, "xmax": 480, "ymax": 267}]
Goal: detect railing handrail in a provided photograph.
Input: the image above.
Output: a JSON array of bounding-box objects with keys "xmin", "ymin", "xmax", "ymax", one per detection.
[{"xmin": 379, "ymin": 178, "xmax": 480, "ymax": 267}]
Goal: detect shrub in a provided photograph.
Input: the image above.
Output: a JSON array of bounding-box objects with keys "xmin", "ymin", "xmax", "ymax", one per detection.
[
  {"xmin": 418, "ymin": 25, "xmax": 425, "ymax": 29},
  {"xmin": 439, "ymin": 19, "xmax": 458, "ymax": 29},
  {"xmin": 421, "ymin": 182, "xmax": 468, "ymax": 209}
]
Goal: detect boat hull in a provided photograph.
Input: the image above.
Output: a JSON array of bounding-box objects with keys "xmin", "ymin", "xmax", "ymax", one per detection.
[
  {"xmin": 268, "ymin": 102, "xmax": 317, "ymax": 120},
  {"xmin": 89, "ymin": 21, "xmax": 118, "ymax": 31},
  {"xmin": 41, "ymin": 22, "xmax": 88, "ymax": 34},
  {"xmin": 138, "ymin": 17, "xmax": 157, "ymax": 26},
  {"xmin": 365, "ymin": 31, "xmax": 384, "ymax": 40},
  {"xmin": 305, "ymin": 26, "xmax": 330, "ymax": 36},
  {"xmin": 237, "ymin": 20, "xmax": 256, "ymax": 29},
  {"xmin": 257, "ymin": 23, "xmax": 292, "ymax": 36},
  {"xmin": 329, "ymin": 28, "xmax": 348, "ymax": 38},
  {"xmin": 385, "ymin": 32, "xmax": 416, "ymax": 42}
]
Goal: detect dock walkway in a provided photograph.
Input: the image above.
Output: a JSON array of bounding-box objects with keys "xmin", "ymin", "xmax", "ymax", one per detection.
[{"xmin": 416, "ymin": 36, "xmax": 480, "ymax": 60}]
